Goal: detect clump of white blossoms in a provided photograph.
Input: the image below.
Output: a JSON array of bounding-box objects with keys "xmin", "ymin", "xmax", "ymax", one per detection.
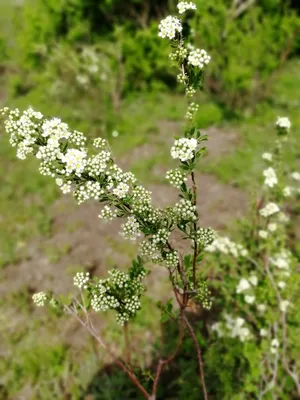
[
  {"xmin": 32, "ymin": 292, "xmax": 48, "ymax": 307},
  {"xmin": 270, "ymin": 338, "xmax": 280, "ymax": 354},
  {"xmin": 259, "ymin": 202, "xmax": 280, "ymax": 218},
  {"xmin": 276, "ymin": 116, "xmax": 291, "ymax": 131},
  {"xmin": 263, "ymin": 167, "xmax": 278, "ymax": 187},
  {"xmin": 171, "ymin": 137, "xmax": 198, "ymax": 161},
  {"xmin": 212, "ymin": 315, "xmax": 251, "ymax": 342},
  {"xmin": 206, "ymin": 236, "xmax": 248, "ymax": 258},
  {"xmin": 262, "ymin": 152, "xmax": 273, "ymax": 162},
  {"xmin": 99, "ymin": 205, "xmax": 117, "ymax": 222},
  {"xmin": 259, "ymin": 229, "xmax": 268, "ymax": 239},
  {"xmin": 177, "ymin": 1, "xmax": 197, "ymax": 14},
  {"xmin": 291, "ymin": 171, "xmax": 300, "ymax": 181},
  {"xmin": 188, "ymin": 49, "xmax": 211, "ymax": 69},
  {"xmin": 74, "ymin": 272, "xmax": 90, "ymax": 289},
  {"xmin": 121, "ymin": 216, "xmax": 142, "ymax": 241},
  {"xmin": 158, "ymin": 16, "xmax": 182, "ymax": 40},
  {"xmin": 166, "ymin": 168, "xmax": 187, "ymax": 188},
  {"xmin": 185, "ymin": 102, "xmax": 199, "ymax": 120}
]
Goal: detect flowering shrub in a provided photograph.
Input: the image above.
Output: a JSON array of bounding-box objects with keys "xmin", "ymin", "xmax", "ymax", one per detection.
[
  {"xmin": 1, "ymin": 2, "xmax": 299, "ymax": 399},
  {"xmin": 206, "ymin": 119, "xmax": 300, "ymax": 398},
  {"xmin": 1, "ymin": 3, "xmax": 214, "ymax": 399}
]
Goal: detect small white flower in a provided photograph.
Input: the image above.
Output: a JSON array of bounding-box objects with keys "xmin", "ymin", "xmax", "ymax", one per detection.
[
  {"xmin": 278, "ymin": 281, "xmax": 286, "ymax": 290},
  {"xmin": 257, "ymin": 304, "xmax": 267, "ymax": 313},
  {"xmin": 277, "ymin": 212, "xmax": 289, "ymax": 223},
  {"xmin": 259, "ymin": 230, "xmax": 268, "ymax": 239},
  {"xmin": 267, "ymin": 223, "xmax": 277, "ymax": 232},
  {"xmin": 276, "ymin": 117, "xmax": 291, "ymax": 131},
  {"xmin": 112, "ymin": 130, "xmax": 119, "ymax": 137},
  {"xmin": 177, "ymin": 1, "xmax": 197, "ymax": 14},
  {"xmin": 263, "ymin": 167, "xmax": 278, "ymax": 187},
  {"xmin": 74, "ymin": 272, "xmax": 90, "ymax": 289},
  {"xmin": 249, "ymin": 276, "xmax": 258, "ymax": 286},
  {"xmin": 260, "ymin": 329, "xmax": 268, "ymax": 337},
  {"xmin": 171, "ymin": 137, "xmax": 198, "ymax": 162},
  {"xmin": 291, "ymin": 172, "xmax": 300, "ymax": 181},
  {"xmin": 280, "ymin": 300, "xmax": 290, "ymax": 313},
  {"xmin": 236, "ymin": 278, "xmax": 251, "ymax": 294},
  {"xmin": 260, "ymin": 202, "xmax": 280, "ymax": 218},
  {"xmin": 283, "ymin": 186, "xmax": 293, "ymax": 197},
  {"xmin": 262, "ymin": 153, "xmax": 273, "ymax": 162},
  {"xmin": 245, "ymin": 295, "xmax": 255, "ymax": 305},
  {"xmin": 158, "ymin": 16, "xmax": 182, "ymax": 40},
  {"xmin": 32, "ymin": 292, "xmax": 48, "ymax": 307},
  {"xmin": 188, "ymin": 49, "xmax": 211, "ymax": 69},
  {"xmin": 270, "ymin": 338, "xmax": 280, "ymax": 354},
  {"xmin": 55, "ymin": 178, "xmax": 63, "ymax": 187}
]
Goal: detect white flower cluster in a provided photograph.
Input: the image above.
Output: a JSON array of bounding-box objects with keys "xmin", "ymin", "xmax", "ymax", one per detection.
[
  {"xmin": 166, "ymin": 168, "xmax": 187, "ymax": 188},
  {"xmin": 186, "ymin": 87, "xmax": 196, "ymax": 97},
  {"xmin": 112, "ymin": 182, "xmax": 130, "ymax": 199},
  {"xmin": 177, "ymin": 1, "xmax": 197, "ymax": 14},
  {"xmin": 93, "ymin": 137, "xmax": 107, "ymax": 149},
  {"xmin": 121, "ymin": 216, "xmax": 141, "ymax": 241},
  {"xmin": 165, "ymin": 251, "xmax": 179, "ymax": 267},
  {"xmin": 206, "ymin": 236, "xmax": 248, "ymax": 258},
  {"xmin": 283, "ymin": 186, "xmax": 293, "ymax": 197},
  {"xmin": 87, "ymin": 151, "xmax": 111, "ymax": 177},
  {"xmin": 212, "ymin": 315, "xmax": 251, "ymax": 342},
  {"xmin": 131, "ymin": 186, "xmax": 152, "ymax": 214},
  {"xmin": 158, "ymin": 16, "xmax": 182, "ymax": 40},
  {"xmin": 262, "ymin": 152, "xmax": 273, "ymax": 162},
  {"xmin": 188, "ymin": 49, "xmax": 211, "ymax": 69},
  {"xmin": 139, "ymin": 240, "xmax": 162, "ymax": 263},
  {"xmin": 263, "ymin": 167, "xmax": 277, "ymax": 188},
  {"xmin": 196, "ymin": 227, "xmax": 216, "ymax": 247},
  {"xmin": 236, "ymin": 276, "xmax": 258, "ymax": 305},
  {"xmin": 173, "ymin": 199, "xmax": 197, "ymax": 222},
  {"xmin": 99, "ymin": 205, "xmax": 117, "ymax": 222},
  {"xmin": 259, "ymin": 202, "xmax": 280, "ymax": 218},
  {"xmin": 74, "ymin": 272, "xmax": 90, "ymax": 289},
  {"xmin": 152, "ymin": 228, "xmax": 170, "ymax": 246},
  {"xmin": 169, "ymin": 47, "xmax": 188, "ymax": 62},
  {"xmin": 270, "ymin": 338, "xmax": 280, "ymax": 354},
  {"xmin": 1, "ymin": 108, "xmax": 145, "ymax": 210},
  {"xmin": 185, "ymin": 102, "xmax": 199, "ymax": 120},
  {"xmin": 61, "ymin": 148, "xmax": 87, "ymax": 176},
  {"xmin": 74, "ymin": 181, "xmax": 104, "ymax": 204},
  {"xmin": 171, "ymin": 137, "xmax": 198, "ymax": 162},
  {"xmin": 291, "ymin": 171, "xmax": 300, "ymax": 181},
  {"xmin": 276, "ymin": 117, "xmax": 291, "ymax": 131},
  {"xmin": 32, "ymin": 292, "xmax": 48, "ymax": 307},
  {"xmin": 270, "ymin": 249, "xmax": 290, "ymax": 271},
  {"xmin": 90, "ymin": 266, "xmax": 145, "ymax": 325}
]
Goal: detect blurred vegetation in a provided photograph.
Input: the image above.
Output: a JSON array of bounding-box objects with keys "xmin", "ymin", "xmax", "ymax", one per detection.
[{"xmin": 0, "ymin": 0, "xmax": 300, "ymax": 399}]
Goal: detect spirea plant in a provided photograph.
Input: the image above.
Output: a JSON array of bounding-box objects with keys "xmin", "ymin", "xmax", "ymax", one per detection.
[
  {"xmin": 206, "ymin": 119, "xmax": 300, "ymax": 398},
  {"xmin": 1, "ymin": 2, "xmax": 299, "ymax": 399},
  {"xmin": 0, "ymin": 3, "xmax": 213, "ymax": 399}
]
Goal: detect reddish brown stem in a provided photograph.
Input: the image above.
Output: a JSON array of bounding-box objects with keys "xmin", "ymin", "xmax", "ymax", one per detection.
[
  {"xmin": 183, "ymin": 314, "xmax": 209, "ymax": 400},
  {"xmin": 152, "ymin": 312, "xmax": 185, "ymax": 398},
  {"xmin": 68, "ymin": 308, "xmax": 150, "ymax": 399}
]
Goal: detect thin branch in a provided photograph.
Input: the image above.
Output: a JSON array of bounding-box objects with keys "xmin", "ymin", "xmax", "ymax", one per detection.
[
  {"xmin": 151, "ymin": 312, "xmax": 185, "ymax": 398},
  {"xmin": 65, "ymin": 305, "xmax": 151, "ymax": 399},
  {"xmin": 183, "ymin": 314, "xmax": 208, "ymax": 400}
]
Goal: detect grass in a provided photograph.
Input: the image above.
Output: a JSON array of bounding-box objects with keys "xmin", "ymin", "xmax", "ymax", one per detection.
[{"xmin": 0, "ymin": 58, "xmax": 300, "ymax": 399}]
